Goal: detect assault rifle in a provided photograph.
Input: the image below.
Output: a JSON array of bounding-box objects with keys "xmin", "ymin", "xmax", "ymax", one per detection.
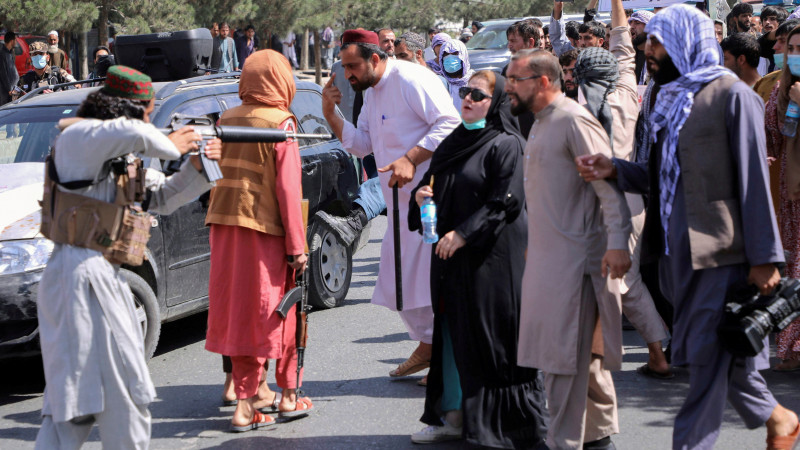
[{"xmin": 159, "ymin": 115, "xmax": 332, "ymax": 183}]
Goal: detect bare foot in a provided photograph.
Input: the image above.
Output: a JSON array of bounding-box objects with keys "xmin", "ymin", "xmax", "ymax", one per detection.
[
  {"xmin": 231, "ymin": 396, "xmax": 256, "ymax": 427},
  {"xmin": 252, "ymin": 381, "xmax": 278, "ymax": 410},
  {"xmin": 647, "ymin": 342, "xmax": 671, "ymax": 374},
  {"xmin": 222, "ymin": 373, "xmax": 236, "ymax": 403}
]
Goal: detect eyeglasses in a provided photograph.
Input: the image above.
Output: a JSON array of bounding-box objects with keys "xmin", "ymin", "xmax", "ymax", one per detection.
[
  {"xmin": 506, "ymin": 74, "xmax": 543, "ymax": 84},
  {"xmin": 458, "ymin": 87, "xmax": 492, "ymax": 102}
]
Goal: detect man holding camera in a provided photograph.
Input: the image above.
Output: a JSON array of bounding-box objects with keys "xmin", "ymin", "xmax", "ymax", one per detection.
[
  {"xmin": 17, "ymin": 41, "xmax": 75, "ymax": 94},
  {"xmin": 575, "ymin": 5, "xmax": 799, "ymax": 449}
]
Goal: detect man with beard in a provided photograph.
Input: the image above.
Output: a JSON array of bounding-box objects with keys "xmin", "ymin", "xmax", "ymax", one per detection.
[
  {"xmin": 321, "ymin": 30, "xmax": 460, "ymax": 384},
  {"xmin": 559, "ymin": 49, "xmax": 580, "ymax": 99},
  {"xmin": 729, "ymin": 2, "xmax": 754, "ymax": 34},
  {"xmin": 577, "ymin": 0, "xmax": 673, "ymax": 381},
  {"xmin": 508, "ymin": 48, "xmax": 632, "ymax": 450},
  {"xmin": 575, "ymin": 5, "xmax": 800, "ymax": 449},
  {"xmin": 578, "ymin": 21, "xmax": 606, "ymax": 48},
  {"xmin": 503, "ymin": 21, "xmax": 540, "ymax": 137},
  {"xmin": 395, "ymin": 32, "xmax": 427, "ymax": 65},
  {"xmin": 758, "ymin": 5, "xmax": 789, "ymax": 72},
  {"xmin": 629, "ymin": 10, "xmax": 654, "ymax": 85},
  {"xmin": 377, "ymin": 28, "xmax": 396, "ymax": 58}
]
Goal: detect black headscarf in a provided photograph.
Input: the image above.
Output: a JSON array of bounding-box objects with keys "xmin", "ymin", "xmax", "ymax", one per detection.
[{"xmin": 428, "ymin": 74, "xmax": 522, "ymax": 175}]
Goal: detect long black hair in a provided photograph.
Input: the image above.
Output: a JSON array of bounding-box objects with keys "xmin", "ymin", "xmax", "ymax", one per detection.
[{"xmin": 76, "ymin": 90, "xmax": 151, "ymax": 120}]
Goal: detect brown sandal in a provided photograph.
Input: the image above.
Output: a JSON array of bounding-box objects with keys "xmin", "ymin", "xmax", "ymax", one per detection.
[
  {"xmin": 390, "ymin": 351, "xmax": 430, "ymax": 377},
  {"xmin": 767, "ymin": 423, "xmax": 800, "ymax": 450}
]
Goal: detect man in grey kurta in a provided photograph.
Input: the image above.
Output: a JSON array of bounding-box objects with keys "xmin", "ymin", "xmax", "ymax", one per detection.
[
  {"xmin": 35, "ymin": 67, "xmax": 221, "ymax": 449},
  {"xmin": 575, "ymin": 5, "xmax": 799, "ymax": 449},
  {"xmin": 508, "ymin": 49, "xmax": 632, "ymax": 450}
]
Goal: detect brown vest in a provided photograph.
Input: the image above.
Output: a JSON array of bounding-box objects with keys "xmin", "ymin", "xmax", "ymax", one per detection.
[
  {"xmin": 205, "ymin": 105, "xmax": 295, "ymax": 236},
  {"xmin": 677, "ymin": 76, "xmax": 747, "ymax": 269}
]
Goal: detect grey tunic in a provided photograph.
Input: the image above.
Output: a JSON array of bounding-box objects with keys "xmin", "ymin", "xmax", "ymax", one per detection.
[
  {"xmin": 0, "ymin": 45, "xmax": 18, "ymax": 105},
  {"xmin": 38, "ymin": 118, "xmax": 213, "ymax": 423}
]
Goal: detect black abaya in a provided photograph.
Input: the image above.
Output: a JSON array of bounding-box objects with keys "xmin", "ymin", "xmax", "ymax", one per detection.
[{"xmin": 409, "ymin": 76, "xmax": 549, "ymax": 448}]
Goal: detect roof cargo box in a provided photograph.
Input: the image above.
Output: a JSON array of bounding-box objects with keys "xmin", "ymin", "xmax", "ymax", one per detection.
[{"xmin": 114, "ymin": 29, "xmax": 212, "ymax": 81}]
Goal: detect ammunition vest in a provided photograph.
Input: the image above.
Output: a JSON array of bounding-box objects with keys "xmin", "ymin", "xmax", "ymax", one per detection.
[{"xmin": 40, "ymin": 152, "xmax": 152, "ymax": 266}]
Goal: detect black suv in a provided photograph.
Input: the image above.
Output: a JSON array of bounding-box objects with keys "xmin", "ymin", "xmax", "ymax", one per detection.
[{"xmin": 0, "ymin": 75, "xmax": 370, "ymax": 359}]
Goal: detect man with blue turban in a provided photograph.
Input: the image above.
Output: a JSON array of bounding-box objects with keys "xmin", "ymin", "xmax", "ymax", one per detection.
[{"xmin": 575, "ymin": 5, "xmax": 799, "ymax": 449}]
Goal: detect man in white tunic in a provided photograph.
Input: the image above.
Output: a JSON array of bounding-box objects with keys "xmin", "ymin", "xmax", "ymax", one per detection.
[
  {"xmin": 35, "ymin": 66, "xmax": 221, "ymax": 449},
  {"xmin": 321, "ymin": 30, "xmax": 460, "ymax": 379}
]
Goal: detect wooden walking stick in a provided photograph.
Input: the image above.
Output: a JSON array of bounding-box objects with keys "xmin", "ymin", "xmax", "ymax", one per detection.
[{"xmin": 393, "ymin": 183, "xmax": 403, "ymax": 311}]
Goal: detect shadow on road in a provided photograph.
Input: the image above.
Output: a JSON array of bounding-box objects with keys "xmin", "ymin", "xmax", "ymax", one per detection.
[
  {"xmin": 353, "ymin": 332, "xmax": 410, "ymax": 345},
  {"xmin": 201, "ymin": 434, "xmax": 463, "ymax": 450}
]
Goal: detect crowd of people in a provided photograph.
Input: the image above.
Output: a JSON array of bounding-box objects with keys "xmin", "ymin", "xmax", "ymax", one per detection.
[{"xmin": 22, "ymin": 0, "xmax": 800, "ymax": 449}]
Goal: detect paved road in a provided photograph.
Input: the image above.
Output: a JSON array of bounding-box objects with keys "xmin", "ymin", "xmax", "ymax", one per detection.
[{"xmin": 1, "ymin": 216, "xmax": 799, "ymax": 449}]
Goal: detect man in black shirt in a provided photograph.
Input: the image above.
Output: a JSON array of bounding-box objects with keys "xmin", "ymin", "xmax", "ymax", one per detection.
[{"xmin": 758, "ymin": 5, "xmax": 789, "ymax": 72}]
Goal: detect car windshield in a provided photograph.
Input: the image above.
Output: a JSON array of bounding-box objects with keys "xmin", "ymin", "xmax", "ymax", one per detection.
[
  {"xmin": 0, "ymin": 106, "xmax": 78, "ymax": 164},
  {"xmin": 466, "ymin": 24, "xmax": 510, "ymax": 50}
]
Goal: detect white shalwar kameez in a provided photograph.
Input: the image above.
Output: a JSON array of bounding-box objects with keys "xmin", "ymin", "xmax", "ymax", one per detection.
[
  {"xmin": 341, "ymin": 58, "xmax": 460, "ymax": 342},
  {"xmin": 35, "ymin": 118, "xmax": 214, "ymax": 449}
]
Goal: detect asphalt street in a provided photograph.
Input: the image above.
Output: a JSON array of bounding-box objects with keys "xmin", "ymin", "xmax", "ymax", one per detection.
[{"xmin": 1, "ymin": 216, "xmax": 799, "ymax": 449}]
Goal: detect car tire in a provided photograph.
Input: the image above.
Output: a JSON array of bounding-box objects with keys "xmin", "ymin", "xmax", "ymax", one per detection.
[
  {"xmin": 121, "ymin": 269, "xmax": 161, "ymax": 359},
  {"xmin": 307, "ymin": 218, "xmax": 353, "ymax": 309}
]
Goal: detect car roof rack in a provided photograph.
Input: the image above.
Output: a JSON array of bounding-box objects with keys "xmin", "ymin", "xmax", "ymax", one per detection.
[
  {"xmin": 11, "ymin": 77, "xmax": 105, "ymax": 105},
  {"xmin": 154, "ymin": 72, "xmax": 241, "ymax": 100}
]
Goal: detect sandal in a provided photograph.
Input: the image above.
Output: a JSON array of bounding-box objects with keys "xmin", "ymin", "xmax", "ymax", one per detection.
[
  {"xmin": 258, "ymin": 392, "xmax": 281, "ymax": 414},
  {"xmin": 767, "ymin": 422, "xmax": 800, "ymax": 450},
  {"xmin": 221, "ymin": 397, "xmax": 238, "ymax": 407},
  {"xmin": 229, "ymin": 411, "xmax": 276, "ymax": 432},
  {"xmin": 390, "ymin": 351, "xmax": 430, "ymax": 377},
  {"xmin": 278, "ymin": 397, "xmax": 314, "ymax": 419},
  {"xmin": 636, "ymin": 363, "xmax": 675, "ymax": 380}
]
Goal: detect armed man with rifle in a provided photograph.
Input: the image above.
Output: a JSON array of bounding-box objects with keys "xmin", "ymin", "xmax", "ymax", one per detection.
[
  {"xmin": 35, "ymin": 65, "xmax": 222, "ymax": 449},
  {"xmin": 16, "ymin": 41, "xmax": 76, "ymax": 97},
  {"xmin": 204, "ymin": 49, "xmax": 314, "ymax": 433}
]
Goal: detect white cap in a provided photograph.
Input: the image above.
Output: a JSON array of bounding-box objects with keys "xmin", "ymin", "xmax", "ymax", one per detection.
[{"xmin": 48, "ymin": 30, "xmax": 59, "ymax": 38}]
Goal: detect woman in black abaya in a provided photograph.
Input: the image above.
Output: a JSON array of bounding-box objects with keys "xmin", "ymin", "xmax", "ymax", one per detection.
[{"xmin": 408, "ymin": 71, "xmax": 548, "ymax": 448}]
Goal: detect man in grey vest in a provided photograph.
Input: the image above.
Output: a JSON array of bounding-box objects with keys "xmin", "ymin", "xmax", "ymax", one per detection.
[
  {"xmin": 574, "ymin": 5, "xmax": 799, "ymax": 450},
  {"xmin": 210, "ymin": 22, "xmax": 239, "ymax": 73}
]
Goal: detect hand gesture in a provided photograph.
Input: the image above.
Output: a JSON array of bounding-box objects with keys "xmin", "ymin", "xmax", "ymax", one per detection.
[
  {"xmin": 748, "ymin": 263, "xmax": 781, "ymax": 295},
  {"xmin": 415, "ymin": 185, "xmax": 433, "ymax": 207},
  {"xmin": 601, "ymin": 249, "xmax": 631, "ymax": 279},
  {"xmin": 322, "ymin": 73, "xmax": 342, "ymax": 116},
  {"xmin": 575, "ymin": 154, "xmax": 615, "ymax": 182},
  {"xmin": 790, "ymin": 82, "xmax": 800, "ymax": 105},
  {"xmin": 379, "ymin": 154, "xmax": 415, "ymax": 188},
  {"xmin": 168, "ymin": 126, "xmax": 202, "ymax": 155},
  {"xmin": 435, "ymin": 231, "xmax": 466, "ymax": 260},
  {"xmin": 288, "ymin": 254, "xmax": 308, "ymax": 273}
]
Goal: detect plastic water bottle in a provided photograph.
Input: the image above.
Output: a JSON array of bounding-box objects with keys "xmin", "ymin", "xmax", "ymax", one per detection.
[
  {"xmin": 782, "ymin": 101, "xmax": 800, "ymax": 137},
  {"xmin": 420, "ymin": 197, "xmax": 439, "ymax": 244}
]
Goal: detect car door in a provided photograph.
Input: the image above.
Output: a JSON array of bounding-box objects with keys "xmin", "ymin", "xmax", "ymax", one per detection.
[{"xmin": 158, "ymin": 95, "xmax": 222, "ymax": 306}]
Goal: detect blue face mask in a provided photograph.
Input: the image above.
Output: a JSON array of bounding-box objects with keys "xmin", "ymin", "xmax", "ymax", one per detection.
[
  {"xmin": 774, "ymin": 53, "xmax": 785, "ymax": 70},
  {"xmin": 463, "ymin": 118, "xmax": 486, "ymax": 130},
  {"xmin": 787, "ymin": 54, "xmax": 800, "ymax": 77},
  {"xmin": 31, "ymin": 54, "xmax": 47, "ymax": 69},
  {"xmin": 443, "ymin": 55, "xmax": 462, "ymax": 74}
]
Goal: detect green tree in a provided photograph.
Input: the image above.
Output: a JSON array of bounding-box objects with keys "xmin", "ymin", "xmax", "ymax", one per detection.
[{"xmin": 0, "ymin": 0, "xmax": 97, "ymax": 34}]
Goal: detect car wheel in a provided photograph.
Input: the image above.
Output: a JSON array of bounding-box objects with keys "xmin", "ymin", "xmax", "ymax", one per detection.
[
  {"xmin": 307, "ymin": 219, "xmax": 353, "ymax": 309},
  {"xmin": 121, "ymin": 269, "xmax": 161, "ymax": 359}
]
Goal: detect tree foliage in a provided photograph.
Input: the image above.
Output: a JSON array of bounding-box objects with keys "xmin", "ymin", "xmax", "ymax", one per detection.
[{"xmin": 1, "ymin": 0, "xmax": 97, "ymax": 33}]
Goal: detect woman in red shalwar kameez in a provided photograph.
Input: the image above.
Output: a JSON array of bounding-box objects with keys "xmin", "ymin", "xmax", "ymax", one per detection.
[{"xmin": 205, "ymin": 49, "xmax": 313, "ymax": 431}]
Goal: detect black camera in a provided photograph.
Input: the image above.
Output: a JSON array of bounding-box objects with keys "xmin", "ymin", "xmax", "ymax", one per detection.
[{"xmin": 718, "ymin": 278, "xmax": 800, "ymax": 357}]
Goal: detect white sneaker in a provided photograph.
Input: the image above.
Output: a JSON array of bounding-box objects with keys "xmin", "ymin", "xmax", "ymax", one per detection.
[{"xmin": 411, "ymin": 422, "xmax": 462, "ymax": 444}]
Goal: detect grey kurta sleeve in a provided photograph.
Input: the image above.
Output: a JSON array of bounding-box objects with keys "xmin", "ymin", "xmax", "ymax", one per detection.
[
  {"xmin": 568, "ymin": 113, "xmax": 632, "ymax": 250},
  {"xmin": 726, "ymin": 83, "xmax": 785, "ymax": 266},
  {"xmin": 144, "ymin": 159, "xmax": 213, "ymax": 216}
]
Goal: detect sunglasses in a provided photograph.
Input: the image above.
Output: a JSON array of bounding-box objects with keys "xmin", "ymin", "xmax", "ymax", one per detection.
[{"xmin": 458, "ymin": 87, "xmax": 492, "ymax": 102}]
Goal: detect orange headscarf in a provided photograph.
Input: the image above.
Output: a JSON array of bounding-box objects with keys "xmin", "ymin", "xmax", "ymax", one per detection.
[{"xmin": 239, "ymin": 49, "xmax": 296, "ymax": 111}]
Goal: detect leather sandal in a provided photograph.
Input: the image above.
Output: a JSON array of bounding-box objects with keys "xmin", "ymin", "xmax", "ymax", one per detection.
[
  {"xmin": 229, "ymin": 411, "xmax": 276, "ymax": 432},
  {"xmin": 258, "ymin": 392, "xmax": 281, "ymax": 414},
  {"xmin": 390, "ymin": 351, "xmax": 430, "ymax": 377},
  {"xmin": 767, "ymin": 422, "xmax": 800, "ymax": 450},
  {"xmin": 278, "ymin": 397, "xmax": 314, "ymax": 419}
]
